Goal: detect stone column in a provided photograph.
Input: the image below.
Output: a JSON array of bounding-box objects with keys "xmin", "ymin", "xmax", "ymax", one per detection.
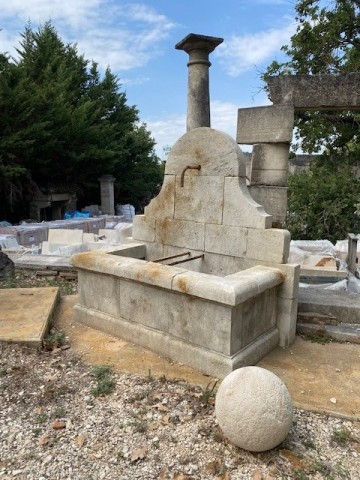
[
  {"xmin": 98, "ymin": 175, "xmax": 116, "ymax": 215},
  {"xmin": 347, "ymin": 233, "xmax": 359, "ymax": 276},
  {"xmin": 176, "ymin": 33, "xmax": 223, "ymax": 131}
]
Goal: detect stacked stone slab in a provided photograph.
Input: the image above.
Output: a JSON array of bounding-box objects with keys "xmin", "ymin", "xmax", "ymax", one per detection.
[
  {"xmin": 237, "ymin": 105, "xmax": 294, "ymax": 227},
  {"xmin": 267, "ymin": 73, "xmax": 360, "ymax": 111},
  {"xmin": 245, "ymin": 72, "xmax": 360, "ymax": 226}
]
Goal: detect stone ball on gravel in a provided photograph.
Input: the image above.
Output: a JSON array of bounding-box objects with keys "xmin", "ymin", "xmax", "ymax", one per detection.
[{"xmin": 215, "ymin": 366, "xmax": 293, "ymax": 452}]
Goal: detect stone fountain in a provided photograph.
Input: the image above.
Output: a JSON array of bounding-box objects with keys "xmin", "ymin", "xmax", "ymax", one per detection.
[{"xmin": 71, "ymin": 34, "xmax": 299, "ymax": 378}]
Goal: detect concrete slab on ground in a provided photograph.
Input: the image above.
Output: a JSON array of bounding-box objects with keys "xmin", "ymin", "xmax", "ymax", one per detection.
[
  {"xmin": 56, "ymin": 295, "xmax": 360, "ymax": 420},
  {"xmin": 0, "ymin": 287, "xmax": 59, "ymax": 345},
  {"xmin": 258, "ymin": 338, "xmax": 360, "ymax": 420},
  {"xmin": 7, "ymin": 253, "xmax": 75, "ymax": 271}
]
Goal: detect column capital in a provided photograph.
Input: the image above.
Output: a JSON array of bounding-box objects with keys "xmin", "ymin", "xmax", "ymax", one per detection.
[{"xmin": 175, "ymin": 33, "xmax": 223, "ymax": 55}]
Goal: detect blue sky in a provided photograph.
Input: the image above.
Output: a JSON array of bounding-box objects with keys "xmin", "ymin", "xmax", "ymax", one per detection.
[{"xmin": 0, "ymin": 0, "xmax": 297, "ymax": 158}]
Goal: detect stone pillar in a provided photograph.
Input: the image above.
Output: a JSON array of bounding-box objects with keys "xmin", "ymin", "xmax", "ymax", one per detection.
[
  {"xmin": 176, "ymin": 33, "xmax": 223, "ymax": 131},
  {"xmin": 347, "ymin": 233, "xmax": 359, "ymax": 276},
  {"xmin": 250, "ymin": 143, "xmax": 290, "ymax": 187},
  {"xmin": 98, "ymin": 175, "xmax": 116, "ymax": 215}
]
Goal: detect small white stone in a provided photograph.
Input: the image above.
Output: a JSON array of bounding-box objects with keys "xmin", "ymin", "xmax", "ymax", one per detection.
[
  {"xmin": 330, "ymin": 398, "xmax": 337, "ymax": 404},
  {"xmin": 215, "ymin": 366, "xmax": 293, "ymax": 452}
]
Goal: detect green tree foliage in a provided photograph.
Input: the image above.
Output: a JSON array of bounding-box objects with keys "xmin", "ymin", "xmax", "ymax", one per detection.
[
  {"xmin": 286, "ymin": 161, "xmax": 360, "ymax": 242},
  {"xmin": 0, "ymin": 22, "xmax": 162, "ymax": 221},
  {"xmin": 263, "ymin": 0, "xmax": 360, "ymax": 240}
]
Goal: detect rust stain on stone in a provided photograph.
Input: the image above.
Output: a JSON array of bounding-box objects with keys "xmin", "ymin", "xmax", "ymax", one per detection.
[
  {"xmin": 135, "ymin": 262, "xmax": 165, "ymax": 281},
  {"xmin": 157, "ymin": 218, "xmax": 171, "ymax": 245},
  {"xmin": 176, "ymin": 277, "xmax": 189, "ymax": 294},
  {"xmin": 147, "ymin": 178, "xmax": 174, "ymax": 216},
  {"xmin": 146, "ymin": 263, "xmax": 165, "ymax": 279},
  {"xmin": 73, "ymin": 252, "xmax": 98, "ymax": 269},
  {"xmin": 275, "ymin": 271, "xmax": 284, "ymax": 283}
]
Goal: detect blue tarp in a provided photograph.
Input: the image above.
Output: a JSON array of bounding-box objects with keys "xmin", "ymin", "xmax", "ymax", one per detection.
[{"xmin": 64, "ymin": 211, "xmax": 90, "ymax": 219}]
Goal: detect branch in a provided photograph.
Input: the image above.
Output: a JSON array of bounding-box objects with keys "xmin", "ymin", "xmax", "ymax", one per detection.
[{"xmin": 298, "ymin": 113, "xmax": 360, "ymax": 126}]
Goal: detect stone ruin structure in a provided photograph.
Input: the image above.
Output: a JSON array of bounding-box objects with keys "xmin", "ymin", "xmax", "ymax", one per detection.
[
  {"xmin": 70, "ymin": 34, "xmax": 301, "ymax": 378},
  {"xmin": 241, "ymin": 72, "xmax": 360, "ymax": 226}
]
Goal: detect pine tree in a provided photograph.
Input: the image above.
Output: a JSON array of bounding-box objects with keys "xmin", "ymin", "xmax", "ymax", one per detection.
[{"xmin": 0, "ymin": 22, "xmax": 162, "ymax": 220}]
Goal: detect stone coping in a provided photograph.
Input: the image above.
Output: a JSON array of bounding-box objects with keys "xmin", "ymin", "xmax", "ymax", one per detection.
[{"xmin": 71, "ymin": 250, "xmax": 283, "ymax": 306}]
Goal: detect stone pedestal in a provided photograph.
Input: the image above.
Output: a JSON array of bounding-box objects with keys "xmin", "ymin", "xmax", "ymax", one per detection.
[
  {"xmin": 176, "ymin": 33, "xmax": 223, "ymax": 131},
  {"xmin": 98, "ymin": 175, "xmax": 116, "ymax": 215}
]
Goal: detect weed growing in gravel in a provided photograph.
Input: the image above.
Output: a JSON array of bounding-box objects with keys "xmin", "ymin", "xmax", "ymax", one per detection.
[
  {"xmin": 331, "ymin": 426, "xmax": 352, "ymax": 446},
  {"xmin": 44, "ymin": 331, "xmax": 66, "ymax": 350},
  {"xmin": 303, "ymin": 439, "xmax": 316, "ymax": 449},
  {"xmin": 303, "ymin": 332, "xmax": 332, "ymax": 344},
  {"xmin": 0, "ymin": 270, "xmax": 77, "ymax": 295},
  {"xmin": 36, "ymin": 413, "xmax": 48, "ymax": 424},
  {"xmin": 90, "ymin": 365, "xmax": 112, "ymax": 380},
  {"xmin": 52, "ymin": 405, "xmax": 66, "ymax": 418},
  {"xmin": 211, "ymin": 426, "xmax": 225, "ymax": 443},
  {"xmin": 293, "ymin": 470, "xmax": 310, "ymax": 480},
  {"xmin": 199, "ymin": 380, "xmax": 218, "ymax": 405},
  {"xmin": 312, "ymin": 460, "xmax": 332, "ymax": 476},
  {"xmin": 199, "ymin": 380, "xmax": 218, "ymax": 404},
  {"xmin": 335, "ymin": 462, "xmax": 352, "ymax": 479},
  {"xmin": 129, "ymin": 419, "xmax": 148, "ymax": 433},
  {"xmin": 90, "ymin": 365, "xmax": 115, "ymax": 397}
]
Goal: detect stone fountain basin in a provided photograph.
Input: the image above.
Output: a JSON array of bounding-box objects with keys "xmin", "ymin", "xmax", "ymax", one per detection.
[{"xmin": 71, "ymin": 244, "xmax": 285, "ymax": 378}]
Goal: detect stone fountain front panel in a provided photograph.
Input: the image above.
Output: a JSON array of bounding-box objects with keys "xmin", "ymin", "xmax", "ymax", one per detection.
[{"xmin": 72, "ymin": 251, "xmax": 286, "ymax": 378}]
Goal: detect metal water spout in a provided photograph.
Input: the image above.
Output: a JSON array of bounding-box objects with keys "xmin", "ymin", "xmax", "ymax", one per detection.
[{"xmin": 176, "ymin": 33, "xmax": 223, "ymax": 131}]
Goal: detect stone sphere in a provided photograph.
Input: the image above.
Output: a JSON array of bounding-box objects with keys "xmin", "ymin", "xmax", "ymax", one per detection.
[{"xmin": 215, "ymin": 366, "xmax": 293, "ymax": 452}]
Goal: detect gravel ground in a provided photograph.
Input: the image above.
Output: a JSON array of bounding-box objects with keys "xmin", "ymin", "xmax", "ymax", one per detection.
[{"xmin": 0, "ymin": 341, "xmax": 359, "ymax": 480}]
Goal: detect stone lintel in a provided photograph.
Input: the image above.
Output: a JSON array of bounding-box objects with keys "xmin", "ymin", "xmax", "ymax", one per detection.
[
  {"xmin": 237, "ymin": 106, "xmax": 294, "ymax": 144},
  {"xmin": 267, "ymin": 73, "xmax": 360, "ymax": 110}
]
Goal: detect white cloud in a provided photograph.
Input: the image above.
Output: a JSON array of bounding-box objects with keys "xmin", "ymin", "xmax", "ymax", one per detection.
[
  {"xmin": 216, "ymin": 20, "xmax": 296, "ymax": 77},
  {"xmin": 0, "ymin": 0, "xmax": 102, "ymax": 28},
  {"xmin": 0, "ymin": 1, "xmax": 175, "ymax": 72},
  {"xmin": 0, "ymin": 30, "xmax": 20, "ymax": 58},
  {"xmin": 147, "ymin": 95, "xmax": 272, "ymax": 158},
  {"xmin": 211, "ymin": 100, "xmax": 238, "ymax": 137},
  {"xmin": 145, "ymin": 114, "xmax": 186, "ymax": 158}
]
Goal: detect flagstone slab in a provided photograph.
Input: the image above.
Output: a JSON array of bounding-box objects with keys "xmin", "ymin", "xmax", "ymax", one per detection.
[{"xmin": 0, "ymin": 287, "xmax": 60, "ymax": 346}]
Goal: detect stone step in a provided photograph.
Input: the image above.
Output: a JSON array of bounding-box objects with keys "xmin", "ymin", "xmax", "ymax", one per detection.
[
  {"xmin": 297, "ymin": 311, "xmax": 338, "ymax": 326},
  {"xmin": 297, "ymin": 322, "xmax": 360, "ymax": 344},
  {"xmin": 298, "ymin": 287, "xmax": 360, "ymax": 325}
]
